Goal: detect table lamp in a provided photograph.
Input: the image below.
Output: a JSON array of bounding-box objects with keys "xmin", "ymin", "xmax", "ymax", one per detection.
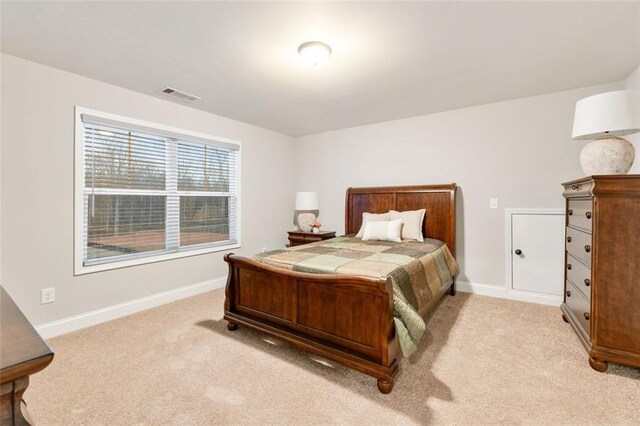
[
  {"xmin": 294, "ymin": 192, "xmax": 319, "ymax": 232},
  {"xmin": 572, "ymin": 90, "xmax": 640, "ymax": 175}
]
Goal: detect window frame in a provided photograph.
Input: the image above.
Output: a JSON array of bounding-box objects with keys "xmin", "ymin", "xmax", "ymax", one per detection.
[{"xmin": 74, "ymin": 107, "xmax": 241, "ymax": 275}]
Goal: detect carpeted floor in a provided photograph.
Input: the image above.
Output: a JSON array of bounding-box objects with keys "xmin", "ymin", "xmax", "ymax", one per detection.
[{"xmin": 28, "ymin": 289, "xmax": 639, "ymax": 425}]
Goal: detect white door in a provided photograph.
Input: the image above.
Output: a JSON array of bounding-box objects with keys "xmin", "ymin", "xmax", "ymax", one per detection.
[{"xmin": 511, "ymin": 213, "xmax": 564, "ymax": 296}]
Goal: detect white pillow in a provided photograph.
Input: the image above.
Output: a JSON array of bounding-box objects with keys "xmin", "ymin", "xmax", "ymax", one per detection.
[
  {"xmin": 362, "ymin": 219, "xmax": 402, "ymax": 243},
  {"xmin": 390, "ymin": 209, "xmax": 426, "ymax": 241},
  {"xmin": 355, "ymin": 212, "xmax": 390, "ymax": 238}
]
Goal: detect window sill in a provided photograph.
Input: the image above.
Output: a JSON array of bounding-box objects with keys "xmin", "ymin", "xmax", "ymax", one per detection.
[{"xmin": 74, "ymin": 242, "xmax": 241, "ymax": 276}]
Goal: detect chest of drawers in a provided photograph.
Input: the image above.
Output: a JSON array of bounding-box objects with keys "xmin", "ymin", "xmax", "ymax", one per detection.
[{"xmin": 561, "ymin": 176, "xmax": 640, "ymax": 372}]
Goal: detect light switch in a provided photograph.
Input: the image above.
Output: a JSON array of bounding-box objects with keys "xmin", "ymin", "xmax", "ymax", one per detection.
[{"xmin": 489, "ymin": 198, "xmax": 498, "ymax": 209}]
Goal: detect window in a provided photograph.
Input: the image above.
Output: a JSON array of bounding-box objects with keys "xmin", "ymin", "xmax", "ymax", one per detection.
[{"xmin": 75, "ymin": 108, "xmax": 240, "ymax": 274}]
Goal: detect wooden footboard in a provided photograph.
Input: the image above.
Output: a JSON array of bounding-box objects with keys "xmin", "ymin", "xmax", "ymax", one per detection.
[{"xmin": 223, "ymin": 253, "xmax": 400, "ymax": 393}]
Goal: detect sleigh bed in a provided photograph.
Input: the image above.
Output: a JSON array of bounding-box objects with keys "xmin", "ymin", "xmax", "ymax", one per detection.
[{"xmin": 223, "ymin": 184, "xmax": 457, "ymax": 393}]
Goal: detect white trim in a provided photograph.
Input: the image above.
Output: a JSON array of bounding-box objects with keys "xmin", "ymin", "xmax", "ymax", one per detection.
[
  {"xmin": 80, "ymin": 110, "xmax": 241, "ymax": 150},
  {"xmin": 456, "ymin": 280, "xmax": 562, "ymax": 306},
  {"xmin": 233, "ymin": 148, "xmax": 242, "ymax": 250},
  {"xmin": 35, "ymin": 276, "xmax": 227, "ymax": 339},
  {"xmin": 74, "ymin": 107, "xmax": 86, "ymax": 276},
  {"xmin": 73, "ymin": 106, "xmax": 242, "ymax": 275},
  {"xmin": 497, "ymin": 208, "xmax": 565, "ymax": 306},
  {"xmin": 82, "ymin": 188, "xmax": 234, "ymax": 197},
  {"xmin": 79, "ymin": 243, "xmax": 240, "ymax": 274}
]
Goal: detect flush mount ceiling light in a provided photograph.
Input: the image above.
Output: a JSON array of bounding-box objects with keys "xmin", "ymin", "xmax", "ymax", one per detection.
[{"xmin": 298, "ymin": 41, "xmax": 332, "ymax": 65}]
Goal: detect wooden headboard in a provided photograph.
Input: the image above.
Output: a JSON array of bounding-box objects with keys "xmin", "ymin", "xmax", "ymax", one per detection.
[{"xmin": 345, "ymin": 184, "xmax": 457, "ymax": 256}]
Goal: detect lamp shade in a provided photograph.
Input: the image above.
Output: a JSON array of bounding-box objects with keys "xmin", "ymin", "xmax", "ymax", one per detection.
[
  {"xmin": 572, "ymin": 90, "xmax": 640, "ymax": 140},
  {"xmin": 295, "ymin": 192, "xmax": 318, "ymax": 210}
]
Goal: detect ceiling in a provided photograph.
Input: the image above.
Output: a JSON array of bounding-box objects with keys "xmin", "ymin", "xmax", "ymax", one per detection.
[{"xmin": 2, "ymin": 1, "xmax": 639, "ymax": 136}]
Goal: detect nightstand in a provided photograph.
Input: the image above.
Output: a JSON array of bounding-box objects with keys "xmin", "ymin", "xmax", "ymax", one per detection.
[{"xmin": 287, "ymin": 230, "xmax": 336, "ymax": 247}]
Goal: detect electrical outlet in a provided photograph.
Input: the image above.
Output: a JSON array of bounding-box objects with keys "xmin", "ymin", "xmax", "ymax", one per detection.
[
  {"xmin": 41, "ymin": 287, "xmax": 55, "ymax": 304},
  {"xmin": 489, "ymin": 198, "xmax": 498, "ymax": 209}
]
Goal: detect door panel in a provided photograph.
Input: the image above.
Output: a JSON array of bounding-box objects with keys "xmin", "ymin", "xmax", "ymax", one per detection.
[{"xmin": 511, "ymin": 213, "xmax": 564, "ymax": 296}]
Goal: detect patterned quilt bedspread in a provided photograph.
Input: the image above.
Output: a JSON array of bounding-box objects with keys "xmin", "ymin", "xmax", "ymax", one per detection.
[{"xmin": 254, "ymin": 235, "xmax": 459, "ymax": 357}]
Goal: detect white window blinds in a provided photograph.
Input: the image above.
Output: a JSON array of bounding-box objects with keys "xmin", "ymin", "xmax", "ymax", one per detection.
[
  {"xmin": 79, "ymin": 112, "xmax": 240, "ymax": 270},
  {"xmin": 176, "ymin": 141, "xmax": 239, "ymax": 248}
]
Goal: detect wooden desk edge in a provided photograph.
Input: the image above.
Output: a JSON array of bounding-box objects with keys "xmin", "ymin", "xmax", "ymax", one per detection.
[{"xmin": 1, "ymin": 353, "xmax": 54, "ymax": 385}]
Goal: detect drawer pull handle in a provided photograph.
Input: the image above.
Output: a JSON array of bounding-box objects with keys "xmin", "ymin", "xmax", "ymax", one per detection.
[
  {"xmin": 584, "ymin": 312, "xmax": 590, "ymax": 321},
  {"xmin": 585, "ymin": 245, "xmax": 591, "ymax": 253},
  {"xmin": 515, "ymin": 249, "xmax": 522, "ymax": 255},
  {"xmin": 567, "ymin": 236, "xmax": 572, "ymax": 243},
  {"xmin": 567, "ymin": 264, "xmax": 572, "ymax": 270},
  {"xmin": 566, "ymin": 290, "xmax": 571, "ymax": 297},
  {"xmin": 586, "ymin": 211, "xmax": 592, "ymax": 219},
  {"xmin": 572, "ymin": 184, "xmax": 579, "ymax": 190},
  {"xmin": 568, "ymin": 209, "xmax": 573, "ymax": 216},
  {"xmin": 584, "ymin": 279, "xmax": 591, "ymax": 287}
]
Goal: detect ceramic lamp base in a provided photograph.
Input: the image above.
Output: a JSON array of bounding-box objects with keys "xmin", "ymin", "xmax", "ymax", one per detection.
[
  {"xmin": 297, "ymin": 213, "xmax": 316, "ymax": 232},
  {"xmin": 580, "ymin": 136, "xmax": 635, "ymax": 175}
]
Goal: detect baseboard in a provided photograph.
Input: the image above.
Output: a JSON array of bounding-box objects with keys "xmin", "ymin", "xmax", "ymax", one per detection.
[
  {"xmin": 456, "ymin": 280, "xmax": 562, "ymax": 306},
  {"xmin": 35, "ymin": 277, "xmax": 559, "ymax": 339},
  {"xmin": 35, "ymin": 277, "xmax": 227, "ymax": 339}
]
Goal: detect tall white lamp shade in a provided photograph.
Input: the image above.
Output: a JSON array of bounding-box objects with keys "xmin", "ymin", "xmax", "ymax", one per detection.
[
  {"xmin": 294, "ymin": 192, "xmax": 319, "ymax": 231},
  {"xmin": 295, "ymin": 192, "xmax": 319, "ymax": 210},
  {"xmin": 572, "ymin": 90, "xmax": 640, "ymax": 175}
]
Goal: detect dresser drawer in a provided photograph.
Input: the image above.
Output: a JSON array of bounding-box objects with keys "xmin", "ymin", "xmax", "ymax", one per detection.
[
  {"xmin": 565, "ymin": 281, "xmax": 591, "ymax": 337},
  {"xmin": 563, "ymin": 180, "xmax": 595, "ymax": 198},
  {"xmin": 566, "ymin": 253, "xmax": 591, "ymax": 301},
  {"xmin": 567, "ymin": 200, "xmax": 593, "ymax": 232},
  {"xmin": 566, "ymin": 227, "xmax": 592, "ymax": 267}
]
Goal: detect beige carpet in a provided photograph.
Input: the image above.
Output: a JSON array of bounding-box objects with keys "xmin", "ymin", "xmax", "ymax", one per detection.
[{"xmin": 27, "ymin": 289, "xmax": 639, "ymax": 425}]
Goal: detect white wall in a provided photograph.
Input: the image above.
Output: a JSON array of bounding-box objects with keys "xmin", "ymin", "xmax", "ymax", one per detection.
[
  {"xmin": 626, "ymin": 64, "xmax": 640, "ymax": 92},
  {"xmin": 0, "ymin": 54, "xmax": 3, "ymax": 283},
  {"xmin": 2, "ymin": 51, "xmax": 636, "ymax": 329},
  {"xmin": 626, "ymin": 65, "xmax": 640, "ymax": 174},
  {"xmin": 294, "ymin": 82, "xmax": 623, "ymax": 293},
  {"xmin": 1, "ymin": 54, "xmax": 295, "ymax": 326}
]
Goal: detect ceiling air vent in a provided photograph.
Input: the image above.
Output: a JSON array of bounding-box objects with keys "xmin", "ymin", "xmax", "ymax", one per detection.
[{"xmin": 161, "ymin": 87, "xmax": 201, "ymax": 102}]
